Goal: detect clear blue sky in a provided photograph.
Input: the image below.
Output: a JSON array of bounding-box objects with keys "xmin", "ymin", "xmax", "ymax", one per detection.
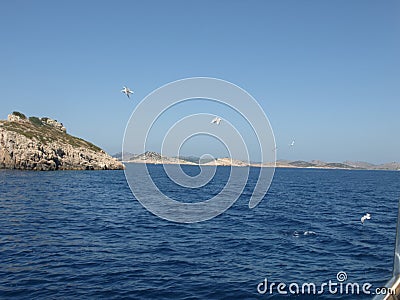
[{"xmin": 1, "ymin": 1, "xmax": 399, "ymax": 164}]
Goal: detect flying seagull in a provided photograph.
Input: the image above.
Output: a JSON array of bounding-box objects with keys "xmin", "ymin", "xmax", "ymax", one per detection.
[
  {"xmin": 361, "ymin": 213, "xmax": 371, "ymax": 224},
  {"xmin": 290, "ymin": 139, "xmax": 295, "ymax": 147},
  {"xmin": 121, "ymin": 86, "xmax": 134, "ymax": 98},
  {"xmin": 211, "ymin": 117, "xmax": 222, "ymax": 125}
]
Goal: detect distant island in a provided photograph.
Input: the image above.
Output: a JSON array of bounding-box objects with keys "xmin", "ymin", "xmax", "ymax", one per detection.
[
  {"xmin": 5, "ymin": 108, "xmax": 391, "ymax": 172},
  {"xmin": 0, "ymin": 112, "xmax": 124, "ymax": 171},
  {"xmin": 114, "ymin": 151, "xmax": 400, "ymax": 171}
]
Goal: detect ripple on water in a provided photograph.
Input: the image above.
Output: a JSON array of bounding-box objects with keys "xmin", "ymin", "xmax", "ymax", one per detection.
[{"xmin": 0, "ymin": 168, "xmax": 399, "ymax": 299}]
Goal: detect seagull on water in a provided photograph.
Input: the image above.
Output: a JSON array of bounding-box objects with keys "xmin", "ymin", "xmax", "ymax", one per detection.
[
  {"xmin": 211, "ymin": 117, "xmax": 222, "ymax": 125},
  {"xmin": 121, "ymin": 86, "xmax": 134, "ymax": 98},
  {"xmin": 361, "ymin": 213, "xmax": 371, "ymax": 224}
]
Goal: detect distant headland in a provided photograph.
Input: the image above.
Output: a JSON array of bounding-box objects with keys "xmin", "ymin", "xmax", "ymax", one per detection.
[
  {"xmin": 3, "ymin": 110, "xmax": 395, "ymax": 172},
  {"xmin": 0, "ymin": 112, "xmax": 124, "ymax": 171},
  {"xmin": 115, "ymin": 151, "xmax": 400, "ymax": 171}
]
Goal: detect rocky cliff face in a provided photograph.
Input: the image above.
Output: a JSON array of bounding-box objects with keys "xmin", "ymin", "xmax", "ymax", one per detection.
[{"xmin": 0, "ymin": 113, "xmax": 124, "ymax": 171}]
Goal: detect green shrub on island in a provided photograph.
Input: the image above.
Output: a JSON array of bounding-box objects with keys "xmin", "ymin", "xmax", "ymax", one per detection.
[
  {"xmin": 12, "ymin": 111, "xmax": 27, "ymax": 119},
  {"xmin": 29, "ymin": 116, "xmax": 43, "ymax": 126}
]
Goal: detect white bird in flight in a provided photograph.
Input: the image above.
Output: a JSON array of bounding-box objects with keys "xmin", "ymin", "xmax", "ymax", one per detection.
[
  {"xmin": 121, "ymin": 86, "xmax": 134, "ymax": 98},
  {"xmin": 290, "ymin": 139, "xmax": 295, "ymax": 147},
  {"xmin": 211, "ymin": 117, "xmax": 222, "ymax": 125},
  {"xmin": 361, "ymin": 213, "xmax": 371, "ymax": 224}
]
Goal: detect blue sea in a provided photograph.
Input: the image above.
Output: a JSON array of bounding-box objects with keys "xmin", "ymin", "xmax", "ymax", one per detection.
[{"xmin": 1, "ymin": 166, "xmax": 400, "ymax": 299}]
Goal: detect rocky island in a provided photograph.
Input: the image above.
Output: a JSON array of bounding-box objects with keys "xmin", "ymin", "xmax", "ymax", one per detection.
[
  {"xmin": 118, "ymin": 151, "xmax": 400, "ymax": 171},
  {"xmin": 0, "ymin": 112, "xmax": 124, "ymax": 171},
  {"xmin": 125, "ymin": 151, "xmax": 197, "ymax": 165}
]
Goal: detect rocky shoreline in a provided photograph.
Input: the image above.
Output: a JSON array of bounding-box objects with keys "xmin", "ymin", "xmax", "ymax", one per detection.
[
  {"xmin": 0, "ymin": 112, "xmax": 124, "ymax": 171},
  {"xmin": 119, "ymin": 151, "xmax": 400, "ymax": 171}
]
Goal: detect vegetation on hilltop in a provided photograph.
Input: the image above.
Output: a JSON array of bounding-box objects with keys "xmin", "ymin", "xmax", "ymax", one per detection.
[
  {"xmin": 2, "ymin": 116, "xmax": 102, "ymax": 152},
  {"xmin": 12, "ymin": 111, "xmax": 27, "ymax": 119},
  {"xmin": 29, "ymin": 116, "xmax": 43, "ymax": 127}
]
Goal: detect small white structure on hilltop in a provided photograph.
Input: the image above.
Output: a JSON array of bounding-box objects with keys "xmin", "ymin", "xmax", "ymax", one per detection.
[
  {"xmin": 7, "ymin": 114, "xmax": 29, "ymax": 123},
  {"xmin": 7, "ymin": 112, "xmax": 67, "ymax": 133},
  {"xmin": 44, "ymin": 118, "xmax": 67, "ymax": 133}
]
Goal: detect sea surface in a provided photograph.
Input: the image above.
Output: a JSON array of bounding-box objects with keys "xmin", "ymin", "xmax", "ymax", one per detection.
[{"xmin": 1, "ymin": 166, "xmax": 400, "ymax": 299}]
